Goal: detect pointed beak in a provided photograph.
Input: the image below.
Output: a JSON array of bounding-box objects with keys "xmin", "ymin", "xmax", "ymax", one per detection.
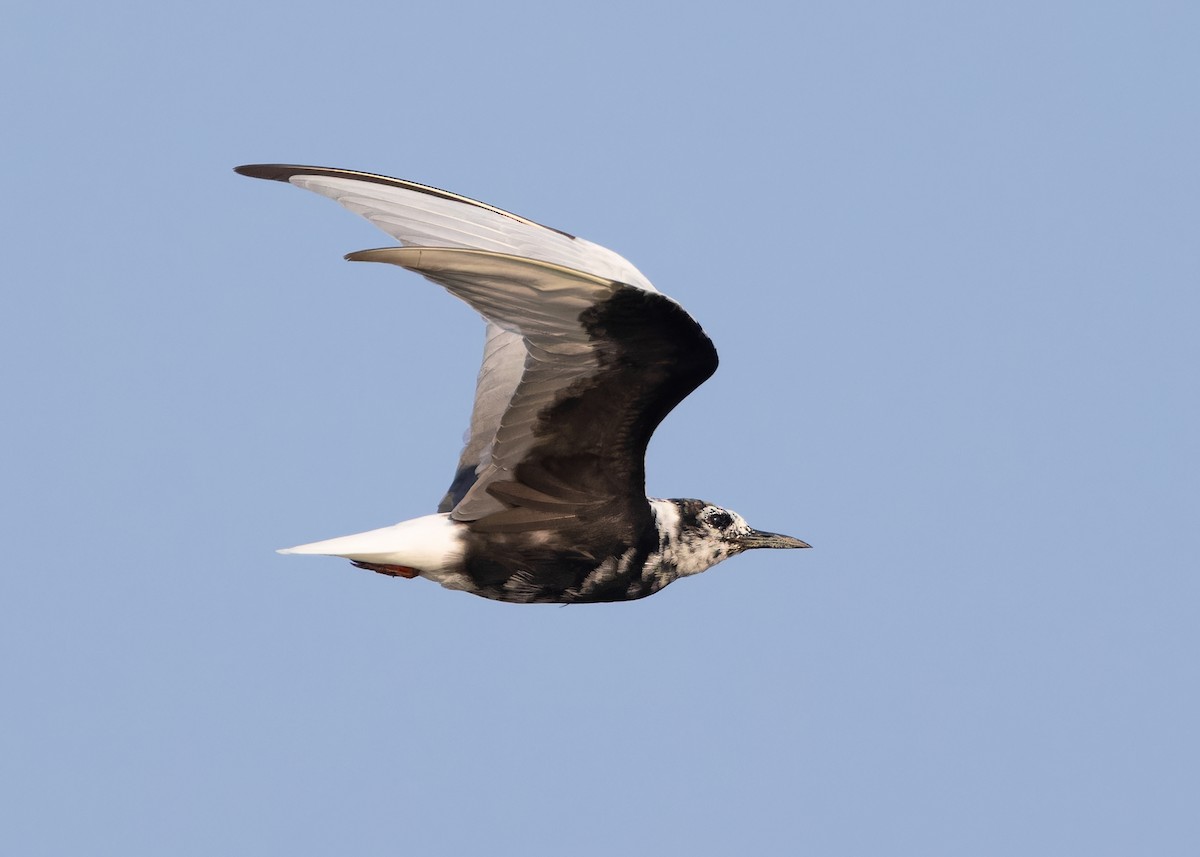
[{"xmin": 737, "ymin": 529, "xmax": 812, "ymax": 550}]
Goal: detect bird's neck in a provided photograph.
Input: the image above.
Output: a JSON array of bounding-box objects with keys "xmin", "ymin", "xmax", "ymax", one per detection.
[{"xmin": 648, "ymin": 498, "xmax": 732, "ymax": 578}]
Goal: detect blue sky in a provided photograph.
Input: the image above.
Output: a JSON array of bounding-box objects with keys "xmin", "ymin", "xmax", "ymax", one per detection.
[{"xmin": 3, "ymin": 1, "xmax": 1197, "ymax": 854}]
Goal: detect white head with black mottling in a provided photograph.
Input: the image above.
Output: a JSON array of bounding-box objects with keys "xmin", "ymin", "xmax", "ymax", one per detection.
[{"xmin": 651, "ymin": 499, "xmax": 810, "ymax": 580}]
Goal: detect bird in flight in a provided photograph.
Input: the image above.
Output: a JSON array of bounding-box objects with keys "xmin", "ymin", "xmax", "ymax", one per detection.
[{"xmin": 237, "ymin": 164, "xmax": 809, "ymax": 603}]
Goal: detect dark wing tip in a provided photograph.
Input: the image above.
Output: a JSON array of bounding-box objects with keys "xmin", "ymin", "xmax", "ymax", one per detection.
[{"xmin": 233, "ymin": 164, "xmax": 307, "ymax": 182}]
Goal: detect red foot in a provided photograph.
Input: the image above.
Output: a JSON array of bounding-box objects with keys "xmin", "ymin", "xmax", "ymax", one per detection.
[{"xmin": 351, "ymin": 561, "xmax": 420, "ymax": 579}]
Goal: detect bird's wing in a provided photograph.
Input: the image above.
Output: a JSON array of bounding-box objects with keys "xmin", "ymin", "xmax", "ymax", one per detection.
[
  {"xmin": 235, "ymin": 164, "xmax": 656, "ymax": 511},
  {"xmin": 346, "ymin": 247, "xmax": 718, "ymax": 531},
  {"xmin": 434, "ymin": 319, "xmax": 524, "ymax": 512},
  {"xmin": 233, "ymin": 165, "xmax": 655, "ymax": 288}
]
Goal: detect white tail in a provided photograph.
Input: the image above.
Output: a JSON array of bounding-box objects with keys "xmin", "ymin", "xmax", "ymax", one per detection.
[{"xmin": 278, "ymin": 513, "xmax": 466, "ymax": 571}]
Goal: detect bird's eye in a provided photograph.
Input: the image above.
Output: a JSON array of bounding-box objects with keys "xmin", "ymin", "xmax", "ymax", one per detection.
[{"xmin": 707, "ymin": 511, "xmax": 733, "ymax": 530}]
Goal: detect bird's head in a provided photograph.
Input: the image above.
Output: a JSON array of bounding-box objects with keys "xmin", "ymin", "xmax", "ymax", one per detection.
[{"xmin": 655, "ymin": 499, "xmax": 810, "ymax": 576}]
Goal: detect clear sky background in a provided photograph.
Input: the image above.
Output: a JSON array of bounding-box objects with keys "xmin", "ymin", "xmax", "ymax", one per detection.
[{"xmin": 3, "ymin": 1, "xmax": 1197, "ymax": 854}]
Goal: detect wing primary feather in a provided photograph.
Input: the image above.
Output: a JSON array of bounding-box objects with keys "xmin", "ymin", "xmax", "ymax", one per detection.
[
  {"xmin": 234, "ymin": 164, "xmax": 576, "ymax": 238},
  {"xmin": 344, "ymin": 246, "xmax": 621, "ymax": 289}
]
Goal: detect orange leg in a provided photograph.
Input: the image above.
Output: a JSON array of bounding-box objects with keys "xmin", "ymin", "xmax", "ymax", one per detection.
[{"xmin": 351, "ymin": 560, "xmax": 420, "ymax": 579}]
